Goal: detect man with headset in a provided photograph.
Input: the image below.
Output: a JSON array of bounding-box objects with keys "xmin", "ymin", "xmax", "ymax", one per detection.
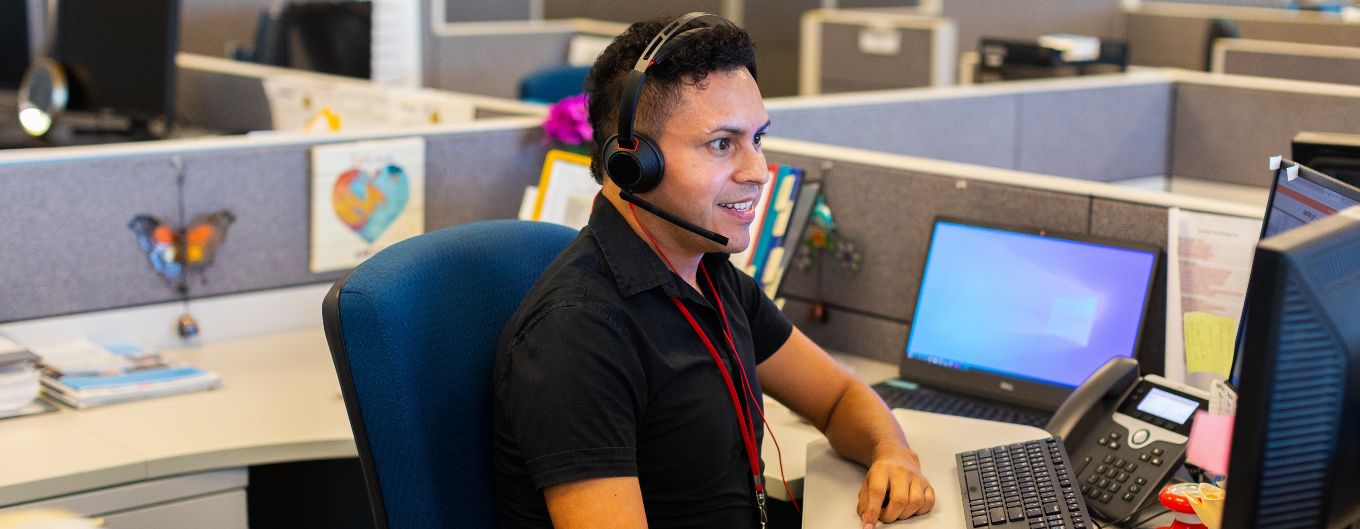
[{"xmin": 493, "ymin": 14, "xmax": 933, "ymax": 529}]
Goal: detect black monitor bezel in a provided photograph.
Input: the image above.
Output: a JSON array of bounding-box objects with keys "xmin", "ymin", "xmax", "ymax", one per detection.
[
  {"xmin": 898, "ymin": 216, "xmax": 1161, "ymax": 412},
  {"xmin": 53, "ymin": 0, "xmax": 181, "ymax": 124}
]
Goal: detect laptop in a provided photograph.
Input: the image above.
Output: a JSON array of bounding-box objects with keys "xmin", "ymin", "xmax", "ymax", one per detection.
[{"xmin": 873, "ymin": 217, "xmax": 1160, "ymax": 427}]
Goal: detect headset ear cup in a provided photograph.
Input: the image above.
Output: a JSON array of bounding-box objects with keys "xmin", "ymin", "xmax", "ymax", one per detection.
[
  {"xmin": 603, "ymin": 135, "xmax": 642, "ymax": 190},
  {"xmin": 628, "ymin": 133, "xmax": 665, "ymax": 193}
]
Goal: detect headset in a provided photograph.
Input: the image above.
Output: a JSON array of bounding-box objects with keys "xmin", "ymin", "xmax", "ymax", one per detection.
[{"xmin": 602, "ymin": 12, "xmax": 753, "ymax": 247}]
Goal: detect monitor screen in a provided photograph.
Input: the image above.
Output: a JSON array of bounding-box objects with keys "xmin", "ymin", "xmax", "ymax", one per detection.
[
  {"xmin": 54, "ymin": 0, "xmax": 179, "ymax": 121},
  {"xmin": 905, "ymin": 220, "xmax": 1158, "ymax": 389},
  {"xmin": 1262, "ymin": 164, "xmax": 1360, "ymax": 239}
]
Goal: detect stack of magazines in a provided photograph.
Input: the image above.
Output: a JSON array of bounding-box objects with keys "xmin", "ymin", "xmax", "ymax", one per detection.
[{"xmin": 33, "ymin": 340, "xmax": 220, "ymax": 409}]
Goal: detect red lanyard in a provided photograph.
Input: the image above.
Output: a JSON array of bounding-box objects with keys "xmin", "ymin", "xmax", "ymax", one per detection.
[
  {"xmin": 669, "ymin": 264, "xmax": 762, "ymax": 491},
  {"xmin": 668, "ymin": 263, "xmax": 768, "ymax": 528},
  {"xmin": 627, "ymin": 202, "xmax": 789, "ymax": 525}
]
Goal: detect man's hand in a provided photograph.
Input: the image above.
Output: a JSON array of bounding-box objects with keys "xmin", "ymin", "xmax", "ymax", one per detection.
[{"xmin": 856, "ymin": 445, "xmax": 935, "ymax": 528}]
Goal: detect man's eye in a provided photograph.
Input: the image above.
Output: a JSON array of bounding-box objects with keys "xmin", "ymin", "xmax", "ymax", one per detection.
[
  {"xmin": 753, "ymin": 132, "xmax": 764, "ymax": 146},
  {"xmin": 709, "ymin": 138, "xmax": 732, "ymax": 151}
]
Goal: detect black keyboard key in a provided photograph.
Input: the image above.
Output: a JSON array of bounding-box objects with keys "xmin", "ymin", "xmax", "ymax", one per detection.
[{"xmin": 956, "ymin": 437, "xmax": 1092, "ymax": 528}]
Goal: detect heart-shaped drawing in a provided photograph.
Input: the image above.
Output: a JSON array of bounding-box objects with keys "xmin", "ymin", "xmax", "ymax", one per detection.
[{"xmin": 332, "ymin": 163, "xmax": 410, "ymax": 244}]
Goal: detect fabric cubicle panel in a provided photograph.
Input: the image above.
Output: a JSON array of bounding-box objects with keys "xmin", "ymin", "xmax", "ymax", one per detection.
[
  {"xmin": 836, "ymin": 0, "xmax": 924, "ymax": 8},
  {"xmin": 768, "ymin": 79, "xmax": 1174, "ymax": 182},
  {"xmin": 763, "ymin": 152, "xmax": 1175, "ymax": 368},
  {"xmin": 442, "ymin": 0, "xmax": 533, "ymax": 22},
  {"xmin": 767, "ymin": 95, "xmax": 1018, "ymax": 169},
  {"xmin": 1127, "ymin": 5, "xmax": 1360, "ymax": 71},
  {"xmin": 743, "ymin": 0, "xmax": 823, "ymax": 98},
  {"xmin": 767, "ymin": 156, "xmax": 1090, "ymax": 361},
  {"xmin": 815, "ymin": 21, "xmax": 939, "ymax": 93},
  {"xmin": 542, "ymin": 0, "xmax": 723, "ymax": 24},
  {"xmin": 0, "ymin": 157, "xmax": 185, "ymax": 323},
  {"xmin": 1015, "ymin": 83, "xmax": 1173, "ymax": 182},
  {"xmin": 1126, "ymin": 11, "xmax": 1212, "ymax": 71},
  {"xmin": 1088, "ymin": 198, "xmax": 1170, "ymax": 376},
  {"xmin": 939, "ymin": 0, "xmax": 1125, "ymax": 55},
  {"xmin": 429, "ymin": 31, "xmax": 576, "ymax": 99},
  {"xmin": 1235, "ymin": 18, "xmax": 1360, "ymax": 47},
  {"xmin": 1170, "ymin": 82, "xmax": 1360, "ymax": 186},
  {"xmin": 175, "ymin": 64, "xmax": 275, "ymax": 132},
  {"xmin": 0, "ymin": 126, "xmax": 547, "ymax": 323},
  {"xmin": 1216, "ymin": 44, "xmax": 1360, "ymax": 86}
]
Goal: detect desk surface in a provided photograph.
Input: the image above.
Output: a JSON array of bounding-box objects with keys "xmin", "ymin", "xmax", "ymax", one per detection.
[
  {"xmin": 0, "ymin": 326, "xmax": 897, "ymax": 507},
  {"xmin": 0, "ymin": 328, "xmax": 354, "ymax": 506},
  {"xmin": 803, "ymin": 409, "xmax": 1052, "ymax": 529},
  {"xmin": 802, "ymin": 410, "xmax": 1177, "ymax": 529}
]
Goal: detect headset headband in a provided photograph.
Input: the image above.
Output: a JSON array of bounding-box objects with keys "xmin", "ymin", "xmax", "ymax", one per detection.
[{"xmin": 615, "ymin": 12, "xmax": 734, "ymax": 149}]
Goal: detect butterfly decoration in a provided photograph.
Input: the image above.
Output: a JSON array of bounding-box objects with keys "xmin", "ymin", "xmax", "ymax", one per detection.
[{"xmin": 128, "ymin": 211, "xmax": 236, "ymax": 288}]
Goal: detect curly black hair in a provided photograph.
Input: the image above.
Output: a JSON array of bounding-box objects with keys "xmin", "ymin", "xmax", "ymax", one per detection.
[{"xmin": 584, "ymin": 16, "xmax": 757, "ymax": 183}]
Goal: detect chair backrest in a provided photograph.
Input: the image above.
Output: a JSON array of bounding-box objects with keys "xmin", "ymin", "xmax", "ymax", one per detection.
[
  {"xmin": 518, "ymin": 65, "xmax": 591, "ymax": 104},
  {"xmin": 323, "ymin": 220, "xmax": 577, "ymax": 529}
]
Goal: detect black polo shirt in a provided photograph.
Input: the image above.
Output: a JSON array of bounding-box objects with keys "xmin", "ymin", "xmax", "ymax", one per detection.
[{"xmin": 493, "ymin": 193, "xmax": 794, "ymax": 529}]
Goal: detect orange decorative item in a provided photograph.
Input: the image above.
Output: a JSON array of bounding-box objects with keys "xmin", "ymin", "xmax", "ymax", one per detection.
[{"xmin": 1156, "ymin": 483, "xmax": 1208, "ymax": 529}]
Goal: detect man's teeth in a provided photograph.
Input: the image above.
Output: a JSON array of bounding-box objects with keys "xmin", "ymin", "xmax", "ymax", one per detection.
[{"xmin": 719, "ymin": 201, "xmax": 753, "ymax": 211}]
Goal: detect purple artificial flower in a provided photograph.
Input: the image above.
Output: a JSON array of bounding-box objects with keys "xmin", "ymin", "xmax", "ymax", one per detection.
[{"xmin": 542, "ymin": 93, "xmax": 593, "ymax": 146}]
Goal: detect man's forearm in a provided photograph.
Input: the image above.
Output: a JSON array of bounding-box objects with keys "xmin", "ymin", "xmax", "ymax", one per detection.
[{"xmin": 821, "ymin": 382, "xmax": 912, "ymax": 466}]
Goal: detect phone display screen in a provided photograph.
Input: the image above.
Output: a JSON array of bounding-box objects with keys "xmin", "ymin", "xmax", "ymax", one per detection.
[{"xmin": 1135, "ymin": 388, "xmax": 1200, "ymax": 424}]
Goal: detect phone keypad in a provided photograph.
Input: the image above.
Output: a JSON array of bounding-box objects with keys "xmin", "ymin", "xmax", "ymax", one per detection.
[{"xmin": 1074, "ymin": 428, "xmax": 1182, "ymax": 515}]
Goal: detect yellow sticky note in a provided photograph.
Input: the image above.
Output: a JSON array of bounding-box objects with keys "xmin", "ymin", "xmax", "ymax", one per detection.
[{"xmin": 1184, "ymin": 312, "xmax": 1237, "ymax": 379}]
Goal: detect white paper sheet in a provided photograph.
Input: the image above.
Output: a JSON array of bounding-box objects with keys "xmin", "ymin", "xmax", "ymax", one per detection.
[{"xmin": 1165, "ymin": 208, "xmax": 1261, "ymax": 389}]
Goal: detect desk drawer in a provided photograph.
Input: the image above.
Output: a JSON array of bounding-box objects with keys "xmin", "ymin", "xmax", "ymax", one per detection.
[{"xmin": 103, "ymin": 489, "xmax": 246, "ymax": 529}]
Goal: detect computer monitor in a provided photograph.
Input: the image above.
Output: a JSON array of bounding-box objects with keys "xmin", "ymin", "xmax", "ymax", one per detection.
[
  {"xmin": 1230, "ymin": 161, "xmax": 1360, "ymax": 385},
  {"xmin": 0, "ymin": 0, "xmax": 33, "ymax": 90},
  {"xmin": 53, "ymin": 0, "xmax": 180, "ymax": 132},
  {"xmin": 1222, "ymin": 206, "xmax": 1360, "ymax": 529},
  {"xmin": 1294, "ymin": 131, "xmax": 1360, "ymax": 190},
  {"xmin": 902, "ymin": 218, "xmax": 1158, "ymax": 408}
]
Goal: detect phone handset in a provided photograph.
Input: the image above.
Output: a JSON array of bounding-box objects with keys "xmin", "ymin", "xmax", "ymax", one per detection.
[{"xmin": 1046, "ymin": 357, "xmax": 1140, "ymax": 442}]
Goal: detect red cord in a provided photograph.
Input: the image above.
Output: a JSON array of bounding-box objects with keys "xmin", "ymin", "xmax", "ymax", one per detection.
[
  {"xmin": 629, "ymin": 203, "xmax": 800, "ymax": 510},
  {"xmin": 701, "ymin": 265, "xmax": 802, "ymax": 513}
]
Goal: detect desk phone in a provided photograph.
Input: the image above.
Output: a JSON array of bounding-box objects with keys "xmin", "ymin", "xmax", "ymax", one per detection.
[{"xmin": 1046, "ymin": 358, "xmax": 1210, "ymax": 523}]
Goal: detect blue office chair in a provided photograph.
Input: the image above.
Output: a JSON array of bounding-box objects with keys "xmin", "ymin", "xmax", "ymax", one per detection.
[
  {"xmin": 518, "ymin": 65, "xmax": 591, "ymax": 104},
  {"xmin": 322, "ymin": 220, "xmax": 577, "ymax": 529}
]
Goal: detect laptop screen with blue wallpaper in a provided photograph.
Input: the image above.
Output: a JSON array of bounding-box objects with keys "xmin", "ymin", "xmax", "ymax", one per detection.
[{"xmin": 905, "ymin": 220, "xmax": 1157, "ymax": 389}]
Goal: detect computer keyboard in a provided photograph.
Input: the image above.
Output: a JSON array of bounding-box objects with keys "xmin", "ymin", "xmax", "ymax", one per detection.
[
  {"xmin": 957, "ymin": 437, "xmax": 1091, "ymax": 528},
  {"xmin": 873, "ymin": 381, "xmax": 1051, "ymax": 427}
]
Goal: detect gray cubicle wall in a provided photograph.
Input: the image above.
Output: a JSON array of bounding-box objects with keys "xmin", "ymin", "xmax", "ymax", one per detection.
[
  {"xmin": 1128, "ymin": 1, "xmax": 1360, "ymax": 71},
  {"xmin": 800, "ymin": 10, "xmax": 955, "ymax": 95},
  {"xmin": 761, "ymin": 138, "xmax": 1259, "ymax": 369},
  {"xmin": 426, "ymin": 19, "xmax": 627, "ymax": 100},
  {"xmin": 939, "ymin": 0, "xmax": 1127, "ymax": 55},
  {"xmin": 1212, "ymin": 39, "xmax": 1360, "ymax": 86},
  {"xmin": 175, "ymin": 53, "xmax": 545, "ymax": 133},
  {"xmin": 0, "ymin": 119, "xmax": 549, "ymax": 323},
  {"xmin": 442, "ymin": 0, "xmax": 535, "ymax": 22},
  {"xmin": 767, "ymin": 74, "xmax": 1175, "ymax": 183},
  {"xmin": 1170, "ymin": 73, "xmax": 1360, "ymax": 187},
  {"xmin": 542, "ymin": 0, "xmax": 837, "ymax": 97}
]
